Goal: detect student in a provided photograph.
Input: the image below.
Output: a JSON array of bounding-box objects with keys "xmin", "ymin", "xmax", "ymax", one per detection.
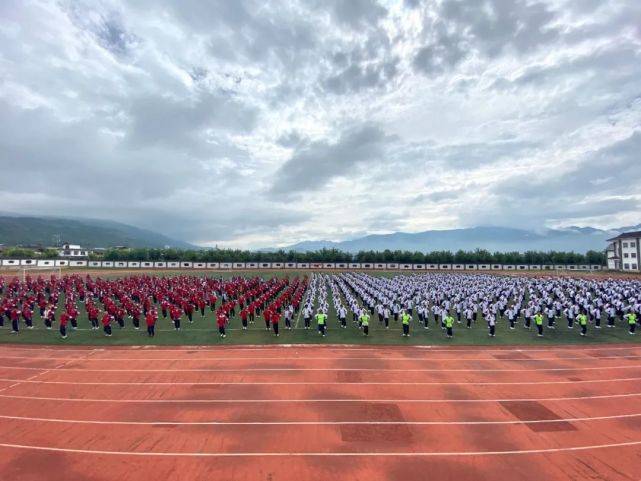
[
  {"xmin": 534, "ymin": 313, "xmax": 544, "ymax": 337},
  {"xmin": 272, "ymin": 310, "xmax": 280, "ymax": 336},
  {"xmin": 146, "ymin": 309, "xmax": 157, "ymax": 337},
  {"xmin": 444, "ymin": 314, "xmax": 454, "ymax": 338},
  {"xmin": 488, "ymin": 314, "xmax": 496, "ymax": 337},
  {"xmin": 359, "ymin": 310, "xmax": 370, "ymax": 336},
  {"xmin": 316, "ymin": 310, "xmax": 327, "ymax": 337},
  {"xmin": 240, "ymin": 308, "xmax": 248, "ymax": 330},
  {"xmin": 338, "ymin": 305, "xmax": 347, "ymax": 328},
  {"xmin": 577, "ymin": 312, "xmax": 588, "ymax": 336},
  {"xmin": 59, "ymin": 311, "xmax": 69, "ymax": 339},
  {"xmin": 626, "ymin": 312, "xmax": 637, "ymax": 334},
  {"xmin": 217, "ymin": 311, "xmax": 228, "ymax": 338},
  {"xmin": 101, "ymin": 312, "xmax": 112, "ymax": 337},
  {"xmin": 401, "ymin": 310, "xmax": 411, "ymax": 337}
]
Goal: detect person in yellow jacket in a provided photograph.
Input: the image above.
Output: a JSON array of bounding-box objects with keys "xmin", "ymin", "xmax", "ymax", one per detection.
[
  {"xmin": 401, "ymin": 310, "xmax": 411, "ymax": 337},
  {"xmin": 625, "ymin": 312, "xmax": 637, "ymax": 335},
  {"xmin": 316, "ymin": 310, "xmax": 327, "ymax": 337},
  {"xmin": 359, "ymin": 311, "xmax": 370, "ymax": 336},
  {"xmin": 444, "ymin": 314, "xmax": 454, "ymax": 338},
  {"xmin": 534, "ymin": 312, "xmax": 544, "ymax": 337},
  {"xmin": 577, "ymin": 312, "xmax": 588, "ymax": 336}
]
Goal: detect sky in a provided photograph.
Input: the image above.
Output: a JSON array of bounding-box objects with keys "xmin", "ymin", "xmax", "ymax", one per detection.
[{"xmin": 0, "ymin": 0, "xmax": 640, "ymax": 249}]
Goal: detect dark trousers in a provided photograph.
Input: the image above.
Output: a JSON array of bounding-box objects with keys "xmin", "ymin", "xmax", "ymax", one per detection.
[
  {"xmin": 242, "ymin": 318, "xmax": 247, "ymax": 328},
  {"xmin": 12, "ymin": 319, "xmax": 19, "ymax": 332},
  {"xmin": 25, "ymin": 317, "xmax": 33, "ymax": 328},
  {"xmin": 148, "ymin": 325, "xmax": 155, "ymax": 336},
  {"xmin": 285, "ymin": 319, "xmax": 291, "ymax": 328},
  {"xmin": 218, "ymin": 326, "xmax": 225, "ymax": 336},
  {"xmin": 537, "ymin": 324, "xmax": 543, "ymax": 335},
  {"xmin": 104, "ymin": 325, "xmax": 112, "ymax": 335},
  {"xmin": 45, "ymin": 319, "xmax": 52, "ymax": 328},
  {"xmin": 581, "ymin": 325, "xmax": 587, "ymax": 335},
  {"xmin": 363, "ymin": 325, "xmax": 369, "ymax": 335},
  {"xmin": 304, "ymin": 317, "xmax": 310, "ymax": 328},
  {"xmin": 630, "ymin": 323, "xmax": 637, "ymax": 334},
  {"xmin": 446, "ymin": 326, "xmax": 452, "ymax": 337},
  {"xmin": 273, "ymin": 323, "xmax": 279, "ymax": 335},
  {"xmin": 60, "ymin": 325, "xmax": 67, "ymax": 337},
  {"xmin": 340, "ymin": 317, "xmax": 346, "ymax": 327},
  {"xmin": 174, "ymin": 319, "xmax": 181, "ymax": 329},
  {"xmin": 489, "ymin": 325, "xmax": 495, "ymax": 336},
  {"xmin": 384, "ymin": 318, "xmax": 389, "ymax": 328},
  {"xmin": 403, "ymin": 324, "xmax": 409, "ymax": 335},
  {"xmin": 133, "ymin": 318, "xmax": 140, "ymax": 329},
  {"xmin": 319, "ymin": 324, "xmax": 326, "ymax": 336},
  {"xmin": 70, "ymin": 318, "xmax": 77, "ymax": 328},
  {"xmin": 265, "ymin": 319, "xmax": 270, "ymax": 329}
]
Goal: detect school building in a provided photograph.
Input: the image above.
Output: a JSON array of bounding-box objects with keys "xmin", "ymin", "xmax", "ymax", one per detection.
[{"xmin": 606, "ymin": 231, "xmax": 641, "ymax": 272}]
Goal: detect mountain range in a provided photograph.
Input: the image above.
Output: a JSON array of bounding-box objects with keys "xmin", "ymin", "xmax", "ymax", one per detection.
[
  {"xmin": 1, "ymin": 214, "xmax": 638, "ymax": 252},
  {"xmin": 277, "ymin": 225, "xmax": 640, "ymax": 253},
  {"xmin": 0, "ymin": 215, "xmax": 195, "ymax": 249}
]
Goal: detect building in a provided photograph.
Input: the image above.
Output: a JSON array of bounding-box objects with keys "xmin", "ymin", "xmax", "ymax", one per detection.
[
  {"xmin": 606, "ymin": 231, "xmax": 640, "ymax": 272},
  {"xmin": 58, "ymin": 243, "xmax": 88, "ymax": 258}
]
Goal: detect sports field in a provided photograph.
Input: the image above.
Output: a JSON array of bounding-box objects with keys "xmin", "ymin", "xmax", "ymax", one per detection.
[
  {"xmin": 0, "ymin": 269, "xmax": 639, "ymax": 346},
  {"xmin": 0, "ymin": 343, "xmax": 640, "ymax": 481}
]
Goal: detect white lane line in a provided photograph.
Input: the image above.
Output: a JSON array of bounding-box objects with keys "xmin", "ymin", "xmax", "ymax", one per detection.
[
  {"xmin": 1, "ymin": 377, "xmax": 640, "ymax": 386},
  {"xmin": 1, "ymin": 441, "xmax": 641, "ymax": 457},
  {"xmin": 1, "ymin": 412, "xmax": 640, "ymax": 426},
  {"xmin": 2, "ymin": 392, "xmax": 641, "ymax": 404},
  {"xmin": 2, "ymin": 365, "xmax": 641, "ymax": 372},
  {"xmin": 1, "ymin": 345, "xmax": 639, "ymax": 354},
  {"xmin": 1, "ymin": 355, "xmax": 640, "ymax": 362},
  {"xmin": 0, "ymin": 371, "xmax": 50, "ymax": 393}
]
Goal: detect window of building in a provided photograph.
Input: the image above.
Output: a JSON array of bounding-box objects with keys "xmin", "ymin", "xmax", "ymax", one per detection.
[
  {"xmin": 630, "ymin": 242, "xmax": 637, "ymax": 247},
  {"xmin": 632, "ymin": 253, "xmax": 637, "ymax": 258},
  {"xmin": 624, "ymin": 253, "xmax": 629, "ymax": 258},
  {"xmin": 624, "ymin": 263, "xmax": 630, "ymax": 269},
  {"xmin": 623, "ymin": 242, "xmax": 628, "ymax": 247},
  {"xmin": 633, "ymin": 264, "xmax": 638, "ymax": 270}
]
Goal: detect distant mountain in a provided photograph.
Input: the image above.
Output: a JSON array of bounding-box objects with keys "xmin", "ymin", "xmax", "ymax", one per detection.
[
  {"xmin": 278, "ymin": 225, "xmax": 641, "ymax": 253},
  {"xmin": 0, "ymin": 215, "xmax": 196, "ymax": 249}
]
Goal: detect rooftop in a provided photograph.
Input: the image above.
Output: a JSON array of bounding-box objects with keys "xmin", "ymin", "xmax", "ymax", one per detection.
[{"xmin": 606, "ymin": 231, "xmax": 641, "ymax": 242}]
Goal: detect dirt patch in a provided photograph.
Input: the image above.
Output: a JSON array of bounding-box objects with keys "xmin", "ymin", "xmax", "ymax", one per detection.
[
  {"xmin": 339, "ymin": 403, "xmax": 413, "ymax": 443},
  {"xmin": 499, "ymin": 401, "xmax": 577, "ymax": 432}
]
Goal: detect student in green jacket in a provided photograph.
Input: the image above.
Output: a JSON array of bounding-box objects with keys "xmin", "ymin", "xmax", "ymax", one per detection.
[
  {"xmin": 577, "ymin": 312, "xmax": 588, "ymax": 336},
  {"xmin": 534, "ymin": 313, "xmax": 544, "ymax": 337},
  {"xmin": 444, "ymin": 314, "xmax": 454, "ymax": 338},
  {"xmin": 401, "ymin": 310, "xmax": 411, "ymax": 337},
  {"xmin": 626, "ymin": 312, "xmax": 637, "ymax": 335},
  {"xmin": 316, "ymin": 310, "xmax": 327, "ymax": 337},
  {"xmin": 359, "ymin": 310, "xmax": 370, "ymax": 336}
]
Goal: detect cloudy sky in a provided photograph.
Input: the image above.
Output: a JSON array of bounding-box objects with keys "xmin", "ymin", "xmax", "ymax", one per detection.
[{"xmin": 1, "ymin": 0, "xmax": 640, "ymax": 248}]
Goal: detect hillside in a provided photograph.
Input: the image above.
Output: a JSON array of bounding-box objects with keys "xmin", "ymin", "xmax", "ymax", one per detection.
[
  {"xmin": 0, "ymin": 215, "xmax": 195, "ymax": 249},
  {"xmin": 280, "ymin": 225, "xmax": 639, "ymax": 253}
]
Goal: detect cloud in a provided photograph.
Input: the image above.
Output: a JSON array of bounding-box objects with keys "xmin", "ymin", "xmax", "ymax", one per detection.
[
  {"xmin": 0, "ymin": 0, "xmax": 640, "ymax": 248},
  {"xmin": 269, "ymin": 123, "xmax": 391, "ymax": 195}
]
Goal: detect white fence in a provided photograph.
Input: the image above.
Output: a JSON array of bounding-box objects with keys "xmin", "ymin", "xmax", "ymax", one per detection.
[{"xmin": 0, "ymin": 260, "xmax": 605, "ymax": 273}]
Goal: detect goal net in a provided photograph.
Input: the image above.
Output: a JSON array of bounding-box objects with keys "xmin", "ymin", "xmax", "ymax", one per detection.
[{"xmin": 10, "ymin": 266, "xmax": 63, "ymax": 283}]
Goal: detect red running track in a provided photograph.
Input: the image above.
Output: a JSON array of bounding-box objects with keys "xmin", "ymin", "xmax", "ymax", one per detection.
[{"xmin": 0, "ymin": 343, "xmax": 640, "ymax": 481}]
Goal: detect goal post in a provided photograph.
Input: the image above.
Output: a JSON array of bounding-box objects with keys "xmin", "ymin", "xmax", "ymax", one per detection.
[{"xmin": 19, "ymin": 266, "xmax": 62, "ymax": 282}]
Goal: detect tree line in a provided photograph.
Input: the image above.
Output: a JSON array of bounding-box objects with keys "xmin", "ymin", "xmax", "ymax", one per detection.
[
  {"xmin": 0, "ymin": 246, "xmax": 606, "ymax": 265},
  {"xmin": 96, "ymin": 247, "xmax": 604, "ymax": 265}
]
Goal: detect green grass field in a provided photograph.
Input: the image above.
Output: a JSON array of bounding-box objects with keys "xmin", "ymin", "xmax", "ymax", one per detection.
[{"xmin": 1, "ymin": 269, "xmax": 640, "ymax": 346}]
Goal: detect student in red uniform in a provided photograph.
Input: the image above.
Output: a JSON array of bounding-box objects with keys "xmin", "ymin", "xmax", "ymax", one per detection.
[
  {"xmin": 217, "ymin": 311, "xmax": 227, "ymax": 338},
  {"xmin": 101, "ymin": 312, "xmax": 112, "ymax": 336},
  {"xmin": 146, "ymin": 309, "xmax": 156, "ymax": 337},
  {"xmin": 10, "ymin": 305, "xmax": 21, "ymax": 333},
  {"xmin": 59, "ymin": 311, "xmax": 69, "ymax": 339},
  {"xmin": 263, "ymin": 307, "xmax": 271, "ymax": 330},
  {"xmin": 22, "ymin": 304, "xmax": 33, "ymax": 329},
  {"xmin": 271, "ymin": 309, "xmax": 280, "ymax": 337},
  {"xmin": 240, "ymin": 308, "xmax": 248, "ymax": 330}
]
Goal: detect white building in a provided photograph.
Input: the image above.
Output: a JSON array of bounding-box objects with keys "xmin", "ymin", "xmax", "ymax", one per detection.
[
  {"xmin": 606, "ymin": 231, "xmax": 640, "ymax": 272},
  {"xmin": 58, "ymin": 243, "xmax": 89, "ymax": 258}
]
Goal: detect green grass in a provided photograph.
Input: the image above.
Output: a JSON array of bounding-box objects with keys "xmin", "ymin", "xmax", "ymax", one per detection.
[{"xmin": 1, "ymin": 270, "xmax": 639, "ymax": 346}]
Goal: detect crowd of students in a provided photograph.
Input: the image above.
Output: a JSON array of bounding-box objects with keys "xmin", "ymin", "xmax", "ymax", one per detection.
[{"xmin": 0, "ymin": 272, "xmax": 639, "ymax": 340}]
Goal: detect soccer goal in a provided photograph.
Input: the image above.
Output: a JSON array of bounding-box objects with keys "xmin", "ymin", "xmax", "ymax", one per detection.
[{"xmin": 17, "ymin": 266, "xmax": 62, "ymax": 282}]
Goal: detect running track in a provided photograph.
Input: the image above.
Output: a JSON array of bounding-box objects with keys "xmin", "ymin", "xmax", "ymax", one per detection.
[{"xmin": 0, "ymin": 343, "xmax": 640, "ymax": 480}]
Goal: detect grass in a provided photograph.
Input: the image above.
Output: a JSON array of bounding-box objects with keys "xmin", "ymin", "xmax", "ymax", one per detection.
[{"xmin": 1, "ymin": 269, "xmax": 640, "ymax": 346}]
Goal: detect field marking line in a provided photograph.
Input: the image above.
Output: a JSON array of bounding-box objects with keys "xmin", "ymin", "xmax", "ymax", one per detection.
[
  {"xmin": 1, "ymin": 354, "xmax": 640, "ymax": 362},
  {"xmin": 2, "ymin": 392, "xmax": 641, "ymax": 404},
  {"xmin": 1, "ymin": 441, "xmax": 641, "ymax": 457},
  {"xmin": 1, "ymin": 376, "xmax": 640, "ymax": 386},
  {"xmin": 2, "ymin": 364, "xmax": 641, "ymax": 372},
  {"xmin": 1, "ymin": 345, "xmax": 639, "ymax": 354},
  {"xmin": 1, "ymin": 412, "xmax": 641, "ymax": 426}
]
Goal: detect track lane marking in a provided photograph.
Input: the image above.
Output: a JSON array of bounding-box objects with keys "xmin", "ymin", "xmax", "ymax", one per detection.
[
  {"xmin": 1, "ymin": 412, "xmax": 640, "ymax": 426},
  {"xmin": 2, "ymin": 392, "xmax": 641, "ymax": 403},
  {"xmin": 1, "ymin": 376, "xmax": 640, "ymax": 386},
  {"xmin": 1, "ymin": 441, "xmax": 641, "ymax": 457}
]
